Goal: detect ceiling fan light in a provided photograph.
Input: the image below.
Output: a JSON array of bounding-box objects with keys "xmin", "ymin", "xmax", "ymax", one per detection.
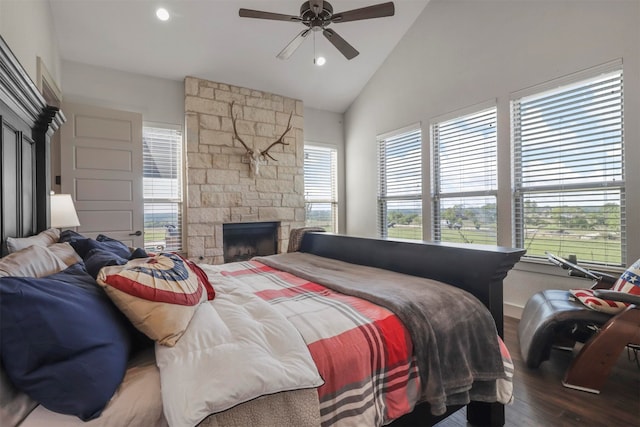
[
  {"xmin": 239, "ymin": 1, "xmax": 394, "ymax": 60},
  {"xmin": 315, "ymin": 56, "xmax": 326, "ymax": 66},
  {"xmin": 156, "ymin": 8, "xmax": 170, "ymax": 21}
]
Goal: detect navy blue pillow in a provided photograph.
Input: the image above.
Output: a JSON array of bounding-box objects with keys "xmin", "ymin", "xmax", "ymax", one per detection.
[
  {"xmin": 0, "ymin": 263, "xmax": 131, "ymax": 420},
  {"xmin": 129, "ymin": 247, "xmax": 149, "ymax": 259},
  {"xmin": 96, "ymin": 234, "xmax": 123, "ymax": 244},
  {"xmin": 97, "ymin": 234, "xmax": 149, "ymax": 259},
  {"xmin": 58, "ymin": 229, "xmax": 87, "ymax": 244},
  {"xmin": 70, "ymin": 237, "xmax": 131, "ymax": 260},
  {"xmin": 83, "ymin": 248, "xmax": 128, "ymax": 279}
]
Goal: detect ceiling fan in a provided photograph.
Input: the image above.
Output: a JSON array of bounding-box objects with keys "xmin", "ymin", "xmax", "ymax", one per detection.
[{"xmin": 239, "ymin": 1, "xmax": 395, "ymax": 60}]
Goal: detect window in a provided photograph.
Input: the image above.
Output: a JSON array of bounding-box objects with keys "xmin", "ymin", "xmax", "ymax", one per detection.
[
  {"xmin": 378, "ymin": 127, "xmax": 422, "ymax": 240},
  {"xmin": 304, "ymin": 145, "xmax": 338, "ymax": 232},
  {"xmin": 432, "ymin": 106, "xmax": 497, "ymax": 245},
  {"xmin": 143, "ymin": 124, "xmax": 184, "ymax": 252},
  {"xmin": 513, "ymin": 67, "xmax": 624, "ymax": 266}
]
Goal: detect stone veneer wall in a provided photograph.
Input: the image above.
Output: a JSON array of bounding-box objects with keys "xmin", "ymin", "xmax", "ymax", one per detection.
[{"xmin": 184, "ymin": 76, "xmax": 305, "ymax": 264}]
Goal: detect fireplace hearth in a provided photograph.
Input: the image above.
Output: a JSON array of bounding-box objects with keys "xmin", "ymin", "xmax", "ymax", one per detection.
[{"xmin": 223, "ymin": 222, "xmax": 279, "ymax": 263}]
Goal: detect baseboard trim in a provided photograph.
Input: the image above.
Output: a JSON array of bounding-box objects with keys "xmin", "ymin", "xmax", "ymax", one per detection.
[{"xmin": 504, "ymin": 302, "xmax": 523, "ymax": 320}]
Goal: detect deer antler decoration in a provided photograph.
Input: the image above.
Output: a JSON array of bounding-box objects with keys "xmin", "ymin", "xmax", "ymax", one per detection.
[{"xmin": 230, "ymin": 101, "xmax": 292, "ymax": 176}]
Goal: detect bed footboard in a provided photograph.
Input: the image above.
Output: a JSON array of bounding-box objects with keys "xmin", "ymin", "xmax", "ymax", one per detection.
[{"xmin": 299, "ymin": 233, "xmax": 525, "ymax": 426}]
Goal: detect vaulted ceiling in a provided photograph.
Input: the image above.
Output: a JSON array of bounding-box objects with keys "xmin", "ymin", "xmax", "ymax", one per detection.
[{"xmin": 48, "ymin": 0, "xmax": 429, "ymax": 112}]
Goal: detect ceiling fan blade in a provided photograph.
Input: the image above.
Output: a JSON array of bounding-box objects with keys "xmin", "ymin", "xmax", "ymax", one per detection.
[
  {"xmin": 239, "ymin": 8, "xmax": 301, "ymax": 22},
  {"xmin": 309, "ymin": 0, "xmax": 324, "ymax": 16},
  {"xmin": 322, "ymin": 28, "xmax": 359, "ymax": 60},
  {"xmin": 277, "ymin": 29, "xmax": 311, "ymax": 60},
  {"xmin": 331, "ymin": 2, "xmax": 395, "ymax": 23}
]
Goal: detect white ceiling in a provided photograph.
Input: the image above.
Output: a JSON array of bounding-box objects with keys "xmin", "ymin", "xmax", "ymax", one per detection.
[{"xmin": 48, "ymin": 0, "xmax": 428, "ymax": 113}]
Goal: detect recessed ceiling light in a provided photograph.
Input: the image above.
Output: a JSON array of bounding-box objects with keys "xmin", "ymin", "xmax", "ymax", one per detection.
[
  {"xmin": 315, "ymin": 56, "xmax": 326, "ymax": 66},
  {"xmin": 156, "ymin": 8, "xmax": 170, "ymax": 21}
]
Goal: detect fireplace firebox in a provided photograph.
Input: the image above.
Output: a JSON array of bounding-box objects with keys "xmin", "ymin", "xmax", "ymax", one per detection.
[{"xmin": 223, "ymin": 222, "xmax": 279, "ymax": 263}]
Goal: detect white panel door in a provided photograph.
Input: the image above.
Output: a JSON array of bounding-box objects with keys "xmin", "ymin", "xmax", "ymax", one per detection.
[{"xmin": 60, "ymin": 102, "xmax": 144, "ymax": 247}]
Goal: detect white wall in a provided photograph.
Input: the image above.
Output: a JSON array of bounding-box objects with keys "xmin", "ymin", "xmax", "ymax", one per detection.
[
  {"xmin": 303, "ymin": 107, "xmax": 346, "ymax": 233},
  {"xmin": 0, "ymin": 0, "xmax": 61, "ymax": 89},
  {"xmin": 61, "ymin": 63, "xmax": 349, "ymax": 235},
  {"xmin": 0, "ymin": 2, "xmax": 183, "ymax": 124},
  {"xmin": 62, "ymin": 61, "xmax": 184, "ymax": 125},
  {"xmin": 58, "ymin": 61, "xmax": 184, "ymax": 198},
  {"xmin": 1, "ymin": 0, "xmax": 63, "ymax": 191},
  {"xmin": 61, "ymin": 66, "xmax": 348, "ymax": 233},
  {"xmin": 344, "ymin": 0, "xmax": 640, "ymax": 316},
  {"xmin": 0, "ymin": 0, "xmax": 347, "ymax": 237}
]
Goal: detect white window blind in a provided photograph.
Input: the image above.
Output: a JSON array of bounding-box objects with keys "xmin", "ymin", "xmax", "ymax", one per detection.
[
  {"xmin": 377, "ymin": 127, "xmax": 422, "ymax": 240},
  {"xmin": 304, "ymin": 145, "xmax": 338, "ymax": 232},
  {"xmin": 432, "ymin": 107, "xmax": 497, "ymax": 245},
  {"xmin": 143, "ymin": 125, "xmax": 183, "ymax": 252},
  {"xmin": 513, "ymin": 68, "xmax": 624, "ymax": 266}
]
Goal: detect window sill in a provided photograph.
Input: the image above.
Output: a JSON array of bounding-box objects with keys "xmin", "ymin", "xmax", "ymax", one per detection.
[{"xmin": 513, "ymin": 257, "xmax": 625, "ymax": 278}]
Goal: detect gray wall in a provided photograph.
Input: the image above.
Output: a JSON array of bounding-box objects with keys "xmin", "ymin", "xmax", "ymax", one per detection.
[{"xmin": 343, "ymin": 0, "xmax": 640, "ymax": 316}]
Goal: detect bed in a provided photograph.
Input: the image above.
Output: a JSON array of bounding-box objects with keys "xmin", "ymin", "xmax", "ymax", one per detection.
[{"xmin": 0, "ymin": 35, "xmax": 525, "ymax": 427}]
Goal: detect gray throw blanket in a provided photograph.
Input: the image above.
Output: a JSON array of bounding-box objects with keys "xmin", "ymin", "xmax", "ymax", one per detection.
[{"xmin": 254, "ymin": 252, "xmax": 506, "ymax": 416}]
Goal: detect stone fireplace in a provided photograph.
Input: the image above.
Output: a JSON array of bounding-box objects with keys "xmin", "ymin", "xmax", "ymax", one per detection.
[
  {"xmin": 223, "ymin": 221, "xmax": 279, "ymax": 262},
  {"xmin": 184, "ymin": 76, "xmax": 305, "ymax": 264}
]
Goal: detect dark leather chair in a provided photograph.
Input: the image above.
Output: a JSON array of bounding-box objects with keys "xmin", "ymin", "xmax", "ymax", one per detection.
[
  {"xmin": 518, "ymin": 289, "xmax": 611, "ymax": 369},
  {"xmin": 561, "ymin": 290, "xmax": 640, "ymax": 393},
  {"xmin": 518, "ymin": 254, "xmax": 640, "ymax": 393}
]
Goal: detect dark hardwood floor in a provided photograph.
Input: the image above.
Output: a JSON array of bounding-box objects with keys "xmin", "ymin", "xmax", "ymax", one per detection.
[{"xmin": 435, "ymin": 316, "xmax": 640, "ymax": 427}]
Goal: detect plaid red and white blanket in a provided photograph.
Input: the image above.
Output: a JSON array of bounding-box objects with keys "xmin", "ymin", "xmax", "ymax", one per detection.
[
  {"xmin": 202, "ymin": 257, "xmax": 513, "ymax": 427},
  {"xmin": 205, "ymin": 261, "xmax": 420, "ymax": 426}
]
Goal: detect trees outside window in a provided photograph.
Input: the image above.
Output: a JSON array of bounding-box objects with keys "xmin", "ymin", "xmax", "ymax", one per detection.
[
  {"xmin": 304, "ymin": 145, "xmax": 338, "ymax": 232},
  {"xmin": 513, "ymin": 66, "xmax": 624, "ymax": 266},
  {"xmin": 432, "ymin": 106, "xmax": 497, "ymax": 245},
  {"xmin": 378, "ymin": 127, "xmax": 422, "ymax": 240},
  {"xmin": 143, "ymin": 125, "xmax": 183, "ymax": 252}
]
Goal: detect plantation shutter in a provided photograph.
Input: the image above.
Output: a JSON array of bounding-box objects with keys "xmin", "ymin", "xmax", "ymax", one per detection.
[
  {"xmin": 143, "ymin": 125, "xmax": 183, "ymax": 252},
  {"xmin": 304, "ymin": 145, "xmax": 338, "ymax": 231},
  {"xmin": 377, "ymin": 127, "xmax": 422, "ymax": 239},
  {"xmin": 513, "ymin": 68, "xmax": 624, "ymax": 266},
  {"xmin": 432, "ymin": 107, "xmax": 497, "ymax": 245}
]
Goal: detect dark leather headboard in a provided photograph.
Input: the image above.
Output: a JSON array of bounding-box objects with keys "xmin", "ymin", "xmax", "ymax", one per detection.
[{"xmin": 0, "ymin": 36, "xmax": 64, "ymax": 255}]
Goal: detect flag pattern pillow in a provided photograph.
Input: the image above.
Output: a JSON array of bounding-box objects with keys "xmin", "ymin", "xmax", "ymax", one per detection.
[
  {"xmin": 612, "ymin": 258, "xmax": 640, "ymax": 295},
  {"xmin": 569, "ymin": 288, "xmax": 628, "ymax": 314},
  {"xmin": 570, "ymin": 258, "xmax": 640, "ymax": 314},
  {"xmin": 97, "ymin": 253, "xmax": 206, "ymax": 346}
]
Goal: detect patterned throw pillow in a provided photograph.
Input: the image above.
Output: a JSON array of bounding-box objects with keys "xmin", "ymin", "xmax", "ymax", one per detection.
[
  {"xmin": 180, "ymin": 255, "xmax": 216, "ymax": 300},
  {"xmin": 569, "ymin": 288, "xmax": 628, "ymax": 314},
  {"xmin": 570, "ymin": 258, "xmax": 640, "ymax": 314},
  {"xmin": 96, "ymin": 253, "xmax": 206, "ymax": 346},
  {"xmin": 612, "ymin": 259, "xmax": 640, "ymax": 295}
]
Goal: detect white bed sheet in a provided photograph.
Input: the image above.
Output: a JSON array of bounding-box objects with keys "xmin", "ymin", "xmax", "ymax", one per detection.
[{"xmin": 20, "ymin": 348, "xmax": 167, "ymax": 427}]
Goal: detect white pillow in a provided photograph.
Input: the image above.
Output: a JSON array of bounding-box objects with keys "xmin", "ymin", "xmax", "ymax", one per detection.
[
  {"xmin": 0, "ymin": 245, "xmax": 68, "ymax": 278},
  {"xmin": 6, "ymin": 228, "xmax": 60, "ymax": 253},
  {"xmin": 47, "ymin": 242, "xmax": 83, "ymax": 266}
]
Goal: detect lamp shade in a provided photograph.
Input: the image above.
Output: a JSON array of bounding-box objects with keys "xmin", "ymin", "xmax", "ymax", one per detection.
[{"xmin": 50, "ymin": 194, "xmax": 80, "ymax": 228}]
